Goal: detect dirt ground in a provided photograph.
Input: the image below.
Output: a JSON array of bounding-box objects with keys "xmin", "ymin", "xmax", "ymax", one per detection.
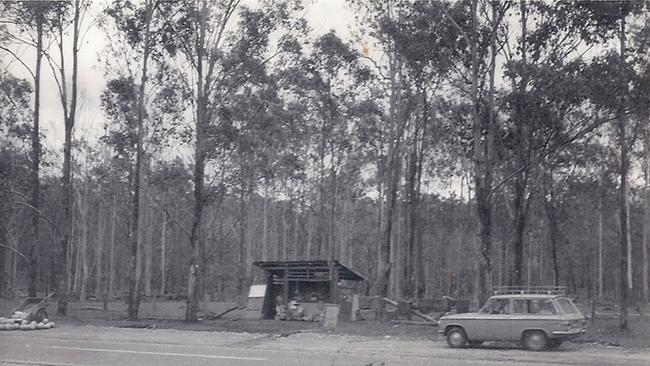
[{"xmin": 1, "ymin": 298, "xmax": 648, "ymax": 350}]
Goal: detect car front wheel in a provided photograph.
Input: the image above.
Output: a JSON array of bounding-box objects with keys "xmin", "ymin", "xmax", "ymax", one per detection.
[
  {"xmin": 523, "ymin": 331, "xmax": 548, "ymax": 351},
  {"xmin": 446, "ymin": 327, "xmax": 467, "ymax": 348}
]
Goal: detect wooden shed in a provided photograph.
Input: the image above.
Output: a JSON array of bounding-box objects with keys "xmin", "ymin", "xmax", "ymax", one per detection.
[{"xmin": 253, "ymin": 260, "xmax": 365, "ymax": 320}]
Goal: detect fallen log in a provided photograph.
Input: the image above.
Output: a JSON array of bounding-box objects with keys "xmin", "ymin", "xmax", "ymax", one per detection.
[
  {"xmin": 382, "ymin": 297, "xmax": 437, "ymax": 323},
  {"xmin": 207, "ymin": 305, "xmax": 244, "ymax": 320},
  {"xmin": 411, "ymin": 309, "xmax": 437, "ymax": 323},
  {"xmin": 391, "ymin": 320, "xmax": 436, "ymax": 326}
]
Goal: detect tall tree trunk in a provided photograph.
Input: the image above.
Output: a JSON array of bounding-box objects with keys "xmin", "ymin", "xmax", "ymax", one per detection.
[
  {"xmin": 511, "ymin": 0, "xmax": 530, "ymax": 287},
  {"xmin": 57, "ymin": 0, "xmax": 81, "ymax": 317},
  {"xmin": 72, "ymin": 200, "xmax": 80, "ymax": 293},
  {"xmin": 238, "ymin": 182, "xmax": 247, "ymax": 300},
  {"xmin": 187, "ymin": 0, "xmax": 209, "ymax": 322},
  {"xmin": 95, "ymin": 203, "xmax": 105, "ymax": 298},
  {"xmin": 598, "ymin": 185, "xmax": 603, "ymax": 298},
  {"xmin": 306, "ymin": 213, "xmax": 313, "ymax": 259},
  {"xmin": 293, "ymin": 196, "xmax": 299, "ymax": 261},
  {"xmin": 144, "ymin": 203, "xmax": 153, "ymax": 298},
  {"xmin": 414, "ymin": 97, "xmax": 427, "ymax": 298},
  {"xmin": 161, "ymin": 213, "xmax": 167, "ymax": 295},
  {"xmin": 378, "ymin": 0, "xmax": 403, "ymax": 312},
  {"xmin": 641, "ymin": 122, "xmax": 650, "ymax": 305},
  {"xmin": 281, "ymin": 205, "xmax": 288, "ymax": 260},
  {"xmin": 108, "ymin": 194, "xmax": 116, "ymax": 297},
  {"xmin": 405, "ymin": 140, "xmax": 417, "ymax": 298},
  {"xmin": 329, "ymin": 150, "xmax": 338, "ymax": 260},
  {"xmin": 28, "ymin": 11, "xmax": 44, "ymax": 298},
  {"xmin": 618, "ymin": 10, "xmax": 629, "ymax": 330},
  {"xmin": 262, "ymin": 184, "xmax": 269, "ymax": 261},
  {"xmin": 379, "ymin": 149, "xmax": 400, "ymax": 305},
  {"xmin": 128, "ymin": 0, "xmax": 154, "ymax": 320},
  {"xmin": 473, "ymin": 0, "xmax": 498, "ymax": 304},
  {"xmin": 544, "ymin": 169, "xmax": 560, "ymax": 286},
  {"xmin": 79, "ymin": 185, "xmax": 89, "ymax": 303}
]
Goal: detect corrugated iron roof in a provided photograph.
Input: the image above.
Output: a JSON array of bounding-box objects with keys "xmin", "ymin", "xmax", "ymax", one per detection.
[{"xmin": 253, "ymin": 260, "xmax": 365, "ymax": 281}]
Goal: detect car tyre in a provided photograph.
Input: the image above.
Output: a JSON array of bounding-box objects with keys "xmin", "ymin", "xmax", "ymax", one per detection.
[
  {"xmin": 446, "ymin": 327, "xmax": 468, "ymax": 348},
  {"xmin": 523, "ymin": 330, "xmax": 548, "ymax": 351}
]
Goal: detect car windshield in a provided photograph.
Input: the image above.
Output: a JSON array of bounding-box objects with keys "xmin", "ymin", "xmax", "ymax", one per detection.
[
  {"xmin": 556, "ymin": 298, "xmax": 579, "ymax": 314},
  {"xmin": 480, "ymin": 298, "xmax": 509, "ymax": 314}
]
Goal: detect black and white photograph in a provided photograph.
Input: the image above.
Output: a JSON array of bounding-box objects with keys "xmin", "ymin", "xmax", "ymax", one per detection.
[{"xmin": 1, "ymin": 0, "xmax": 649, "ymax": 364}]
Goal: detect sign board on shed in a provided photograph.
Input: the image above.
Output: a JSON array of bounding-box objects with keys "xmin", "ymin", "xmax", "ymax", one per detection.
[
  {"xmin": 244, "ymin": 285, "xmax": 267, "ymax": 319},
  {"xmin": 248, "ymin": 285, "xmax": 267, "ymax": 298}
]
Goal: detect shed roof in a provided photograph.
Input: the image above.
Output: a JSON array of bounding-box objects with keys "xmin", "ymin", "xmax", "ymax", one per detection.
[{"xmin": 253, "ymin": 260, "xmax": 365, "ymax": 281}]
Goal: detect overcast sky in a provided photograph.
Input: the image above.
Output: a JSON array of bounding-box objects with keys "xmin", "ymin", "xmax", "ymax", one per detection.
[{"xmin": 2, "ymin": 0, "xmax": 356, "ymax": 154}]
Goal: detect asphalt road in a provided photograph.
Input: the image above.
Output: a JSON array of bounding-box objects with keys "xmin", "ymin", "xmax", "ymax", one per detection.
[{"xmin": 1, "ymin": 325, "xmax": 649, "ymax": 366}]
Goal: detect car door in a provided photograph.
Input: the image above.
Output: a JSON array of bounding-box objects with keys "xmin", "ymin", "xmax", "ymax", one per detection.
[
  {"xmin": 511, "ymin": 298, "xmax": 559, "ymax": 341},
  {"xmin": 471, "ymin": 298, "xmax": 512, "ymax": 341}
]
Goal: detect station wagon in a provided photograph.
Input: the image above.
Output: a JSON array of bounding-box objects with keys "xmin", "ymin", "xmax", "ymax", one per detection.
[{"xmin": 438, "ymin": 287, "xmax": 586, "ymax": 351}]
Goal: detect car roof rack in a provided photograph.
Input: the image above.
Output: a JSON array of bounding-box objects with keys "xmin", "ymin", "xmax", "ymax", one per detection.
[{"xmin": 492, "ymin": 286, "xmax": 567, "ymax": 296}]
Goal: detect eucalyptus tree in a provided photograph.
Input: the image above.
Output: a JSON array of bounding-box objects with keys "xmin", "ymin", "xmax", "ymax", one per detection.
[
  {"xmin": 577, "ymin": 1, "xmax": 650, "ymax": 329},
  {"xmin": 102, "ymin": 0, "xmax": 190, "ymax": 318},
  {"xmin": 380, "ymin": 0, "xmax": 505, "ymax": 300},
  {"xmin": 477, "ymin": 2, "xmax": 646, "ymax": 293},
  {"xmin": 157, "ymin": 0, "xmax": 305, "ymax": 321},
  {"xmin": 0, "ymin": 72, "xmax": 33, "ymax": 297},
  {"xmin": 105, "ymin": 0, "xmax": 157, "ymax": 320},
  {"xmin": 43, "ymin": 0, "xmax": 88, "ymax": 316},
  {"xmin": 275, "ymin": 30, "xmax": 374, "ymax": 264},
  {"xmin": 0, "ymin": 0, "xmax": 66, "ymax": 298}
]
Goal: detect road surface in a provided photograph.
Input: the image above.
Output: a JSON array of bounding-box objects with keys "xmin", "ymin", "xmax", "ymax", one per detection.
[{"xmin": 1, "ymin": 325, "xmax": 649, "ymax": 365}]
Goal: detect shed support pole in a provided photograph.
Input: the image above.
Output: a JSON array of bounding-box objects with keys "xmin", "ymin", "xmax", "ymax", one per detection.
[
  {"xmin": 283, "ymin": 268, "xmax": 289, "ymax": 308},
  {"xmin": 329, "ymin": 261, "xmax": 339, "ymax": 303}
]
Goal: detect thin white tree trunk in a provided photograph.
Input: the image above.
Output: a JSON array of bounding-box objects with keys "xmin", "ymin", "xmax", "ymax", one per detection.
[
  {"xmin": 262, "ymin": 185, "xmax": 268, "ymax": 261},
  {"xmin": 108, "ymin": 195, "xmax": 116, "ymax": 297},
  {"xmin": 161, "ymin": 213, "xmax": 167, "ymax": 296},
  {"xmin": 293, "ymin": 198, "xmax": 299, "ymax": 261},
  {"xmin": 95, "ymin": 203, "xmax": 105, "ymax": 298},
  {"xmin": 144, "ymin": 204, "xmax": 153, "ymax": 298},
  {"xmin": 598, "ymin": 192, "xmax": 603, "ymax": 298},
  {"xmin": 79, "ymin": 187, "xmax": 89, "ymax": 303},
  {"xmin": 306, "ymin": 214, "xmax": 313, "ymax": 259},
  {"xmin": 641, "ymin": 126, "xmax": 650, "ymax": 304}
]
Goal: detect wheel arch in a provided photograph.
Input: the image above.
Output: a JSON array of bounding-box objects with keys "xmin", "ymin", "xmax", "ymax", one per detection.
[
  {"xmin": 444, "ymin": 324, "xmax": 467, "ymax": 336},
  {"xmin": 520, "ymin": 328, "xmax": 548, "ymax": 340}
]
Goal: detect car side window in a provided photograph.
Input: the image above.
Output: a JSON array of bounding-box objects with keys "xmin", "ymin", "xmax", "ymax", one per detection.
[
  {"xmin": 532, "ymin": 299, "xmax": 557, "ymax": 314},
  {"xmin": 513, "ymin": 299, "xmax": 529, "ymax": 314}
]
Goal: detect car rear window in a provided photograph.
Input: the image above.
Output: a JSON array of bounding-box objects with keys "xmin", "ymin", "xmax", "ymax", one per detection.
[{"xmin": 556, "ymin": 298, "xmax": 578, "ymax": 314}]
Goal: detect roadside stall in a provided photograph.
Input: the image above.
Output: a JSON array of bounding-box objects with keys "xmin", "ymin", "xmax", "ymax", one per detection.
[{"xmin": 252, "ymin": 260, "xmax": 365, "ymax": 322}]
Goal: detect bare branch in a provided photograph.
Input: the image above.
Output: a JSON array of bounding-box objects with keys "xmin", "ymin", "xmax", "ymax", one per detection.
[
  {"xmin": 0, "ymin": 243, "xmax": 28, "ymax": 262},
  {"xmin": 0, "ymin": 45, "xmax": 35, "ymax": 79}
]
